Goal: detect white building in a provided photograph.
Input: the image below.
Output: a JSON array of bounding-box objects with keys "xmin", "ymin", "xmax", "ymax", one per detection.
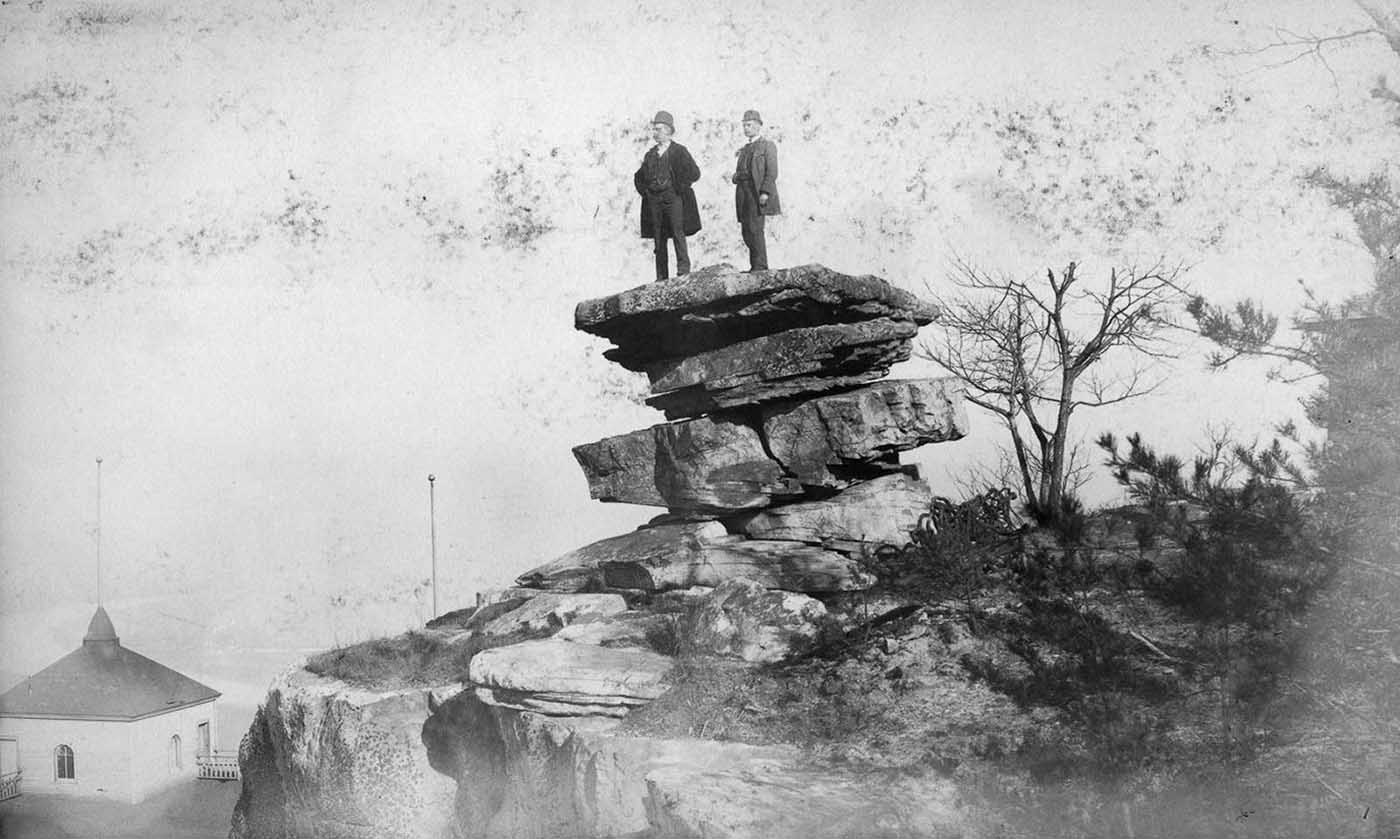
[{"xmin": 0, "ymin": 606, "xmax": 223, "ymax": 804}]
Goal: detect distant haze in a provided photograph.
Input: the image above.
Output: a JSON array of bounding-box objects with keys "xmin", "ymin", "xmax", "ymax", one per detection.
[{"xmin": 0, "ymin": 0, "xmax": 1390, "ymax": 691}]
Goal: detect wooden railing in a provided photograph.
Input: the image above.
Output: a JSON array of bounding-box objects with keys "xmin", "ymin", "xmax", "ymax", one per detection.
[
  {"xmin": 0, "ymin": 770, "xmax": 20, "ymax": 801},
  {"xmin": 195, "ymin": 753, "xmax": 240, "ymax": 781}
]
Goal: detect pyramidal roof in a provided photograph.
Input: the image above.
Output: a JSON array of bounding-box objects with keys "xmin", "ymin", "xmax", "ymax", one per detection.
[{"xmin": 0, "ymin": 607, "xmax": 220, "ymax": 721}]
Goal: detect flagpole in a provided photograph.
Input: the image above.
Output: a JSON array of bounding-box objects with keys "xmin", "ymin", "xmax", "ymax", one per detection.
[
  {"xmin": 96, "ymin": 457, "xmax": 103, "ymax": 607},
  {"xmin": 428, "ymin": 474, "xmax": 437, "ymax": 618}
]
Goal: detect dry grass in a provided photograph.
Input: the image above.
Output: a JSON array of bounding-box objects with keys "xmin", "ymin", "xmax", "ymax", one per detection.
[{"xmin": 303, "ymin": 630, "xmax": 474, "ymax": 691}]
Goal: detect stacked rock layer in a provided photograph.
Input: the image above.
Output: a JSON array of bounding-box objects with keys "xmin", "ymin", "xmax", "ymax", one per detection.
[
  {"xmin": 232, "ymin": 266, "xmax": 977, "ymax": 839},
  {"xmin": 463, "ymin": 263, "xmax": 968, "ymax": 719}
]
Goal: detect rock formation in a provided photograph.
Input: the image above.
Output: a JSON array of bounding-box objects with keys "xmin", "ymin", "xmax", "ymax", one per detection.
[{"xmin": 232, "ymin": 264, "xmax": 971, "ymax": 839}]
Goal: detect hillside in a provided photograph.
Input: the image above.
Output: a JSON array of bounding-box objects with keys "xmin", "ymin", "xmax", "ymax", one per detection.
[{"xmin": 1, "ymin": 0, "xmax": 1392, "ymax": 676}]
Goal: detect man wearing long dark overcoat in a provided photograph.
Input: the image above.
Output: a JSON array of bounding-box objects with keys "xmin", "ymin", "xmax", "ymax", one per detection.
[
  {"xmin": 730, "ymin": 109, "xmax": 781, "ymax": 271},
  {"xmin": 633, "ymin": 110, "xmax": 701, "ymax": 281}
]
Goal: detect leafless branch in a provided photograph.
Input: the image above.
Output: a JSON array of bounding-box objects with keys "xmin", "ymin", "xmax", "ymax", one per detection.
[{"xmin": 921, "ymin": 257, "xmax": 1191, "ymax": 518}]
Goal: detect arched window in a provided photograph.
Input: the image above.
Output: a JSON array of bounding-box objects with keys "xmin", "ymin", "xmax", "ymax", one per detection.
[
  {"xmin": 55, "ymin": 745, "xmax": 74, "ymax": 780},
  {"xmin": 169, "ymin": 735, "xmax": 183, "ymax": 772}
]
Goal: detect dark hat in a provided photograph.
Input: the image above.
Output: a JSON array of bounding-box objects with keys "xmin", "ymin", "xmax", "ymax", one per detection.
[
  {"xmin": 742, "ymin": 109, "xmax": 763, "ymax": 124},
  {"xmin": 652, "ymin": 110, "xmax": 674, "ymax": 129}
]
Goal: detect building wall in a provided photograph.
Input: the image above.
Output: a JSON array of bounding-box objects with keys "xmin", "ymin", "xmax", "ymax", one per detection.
[
  {"xmin": 0, "ymin": 700, "xmax": 219, "ymax": 804},
  {"xmin": 0, "ymin": 716, "xmax": 134, "ymax": 801},
  {"xmin": 127, "ymin": 700, "xmax": 219, "ymax": 802}
]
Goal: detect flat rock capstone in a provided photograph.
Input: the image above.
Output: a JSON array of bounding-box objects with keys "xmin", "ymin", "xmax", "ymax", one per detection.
[{"xmin": 575, "ymin": 263, "xmax": 938, "ymax": 370}]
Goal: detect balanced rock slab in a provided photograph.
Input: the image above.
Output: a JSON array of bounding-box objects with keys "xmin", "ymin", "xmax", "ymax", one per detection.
[
  {"xmin": 758, "ymin": 377, "xmax": 968, "ymax": 486},
  {"xmin": 468, "ymin": 638, "xmax": 673, "ymax": 715},
  {"xmin": 575, "ymin": 264, "xmax": 938, "ymax": 370},
  {"xmin": 572, "ymin": 379, "xmax": 965, "ymax": 514},
  {"xmin": 734, "ymin": 472, "xmax": 935, "ymax": 552},
  {"xmin": 644, "ymin": 317, "xmax": 919, "ymax": 419},
  {"xmin": 572, "ymin": 416, "xmax": 802, "ymax": 513}
]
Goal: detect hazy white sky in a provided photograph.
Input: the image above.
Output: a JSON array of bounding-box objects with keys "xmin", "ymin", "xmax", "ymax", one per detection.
[{"xmin": 0, "ymin": 0, "xmax": 1393, "ymax": 684}]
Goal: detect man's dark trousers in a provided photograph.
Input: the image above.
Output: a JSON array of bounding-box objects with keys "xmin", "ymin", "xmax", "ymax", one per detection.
[
  {"xmin": 649, "ymin": 190, "xmax": 690, "ymax": 280},
  {"xmin": 737, "ymin": 187, "xmax": 767, "ymax": 271}
]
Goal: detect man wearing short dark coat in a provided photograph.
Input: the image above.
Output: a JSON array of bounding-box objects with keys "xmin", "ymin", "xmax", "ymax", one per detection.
[
  {"xmin": 730, "ymin": 109, "xmax": 781, "ymax": 272},
  {"xmin": 634, "ymin": 110, "xmax": 701, "ymax": 281}
]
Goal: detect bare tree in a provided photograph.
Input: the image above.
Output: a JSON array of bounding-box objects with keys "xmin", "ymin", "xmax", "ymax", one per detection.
[{"xmin": 920, "ymin": 259, "xmax": 1187, "ymax": 522}]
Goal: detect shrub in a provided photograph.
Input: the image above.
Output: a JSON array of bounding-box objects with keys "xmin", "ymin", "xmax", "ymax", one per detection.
[{"xmin": 860, "ymin": 488, "xmax": 1024, "ymax": 620}]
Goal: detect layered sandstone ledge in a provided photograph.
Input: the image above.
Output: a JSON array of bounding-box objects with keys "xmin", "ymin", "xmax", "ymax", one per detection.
[{"xmin": 233, "ymin": 265, "xmax": 974, "ymax": 838}]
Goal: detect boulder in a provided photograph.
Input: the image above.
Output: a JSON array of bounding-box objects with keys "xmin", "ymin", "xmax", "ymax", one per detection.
[
  {"xmin": 478, "ymin": 593, "xmax": 629, "ymax": 636},
  {"xmin": 515, "ymin": 521, "xmax": 729, "ymax": 591},
  {"xmin": 602, "ymin": 537, "xmax": 871, "ymax": 593},
  {"xmin": 644, "ymin": 318, "xmax": 919, "ymax": 419},
  {"xmin": 571, "ymin": 379, "xmax": 966, "ymax": 513},
  {"xmin": 682, "ymin": 578, "xmax": 827, "ymax": 663},
  {"xmin": 759, "ymin": 378, "xmax": 969, "ymax": 485},
  {"xmin": 468, "ymin": 638, "xmax": 673, "ymax": 714},
  {"xmin": 572, "ymin": 417, "xmax": 802, "ymax": 513},
  {"xmin": 575, "ymin": 263, "xmax": 938, "ymax": 370},
  {"xmin": 230, "ymin": 669, "xmax": 458, "ymax": 839},
  {"xmin": 734, "ymin": 472, "xmax": 934, "ymax": 553}
]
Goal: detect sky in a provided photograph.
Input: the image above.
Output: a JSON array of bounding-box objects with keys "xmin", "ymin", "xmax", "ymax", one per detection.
[{"xmin": 0, "ymin": 0, "xmax": 1395, "ymax": 702}]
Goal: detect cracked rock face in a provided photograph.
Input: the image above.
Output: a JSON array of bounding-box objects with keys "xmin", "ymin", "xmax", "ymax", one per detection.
[
  {"xmin": 572, "ymin": 414, "xmax": 801, "ymax": 513},
  {"xmin": 229, "ymin": 670, "xmax": 460, "ymax": 839},
  {"xmin": 515, "ymin": 520, "xmax": 872, "ymax": 594},
  {"xmin": 467, "ymin": 639, "xmax": 674, "ymax": 716},
  {"xmin": 572, "ymin": 378, "xmax": 965, "ymax": 515},
  {"xmin": 476, "ymin": 592, "xmax": 628, "ymax": 636},
  {"xmin": 641, "ymin": 317, "xmax": 920, "ymax": 418},
  {"xmin": 734, "ymin": 471, "xmax": 936, "ymax": 552},
  {"xmin": 681, "ymin": 578, "xmax": 828, "ymax": 663},
  {"xmin": 758, "ymin": 378, "xmax": 968, "ymax": 483},
  {"xmin": 601, "ymin": 536, "xmax": 871, "ymax": 593},
  {"xmin": 420, "ymin": 692, "xmax": 971, "ymax": 839}
]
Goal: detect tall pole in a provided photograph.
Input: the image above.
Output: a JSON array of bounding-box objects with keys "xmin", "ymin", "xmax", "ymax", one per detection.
[
  {"xmin": 428, "ymin": 474, "xmax": 437, "ymax": 618},
  {"xmin": 96, "ymin": 457, "xmax": 103, "ymax": 607}
]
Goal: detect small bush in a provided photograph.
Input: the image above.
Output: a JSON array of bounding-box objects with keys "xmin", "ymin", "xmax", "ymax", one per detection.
[{"xmin": 861, "ymin": 488, "xmax": 1024, "ymax": 617}]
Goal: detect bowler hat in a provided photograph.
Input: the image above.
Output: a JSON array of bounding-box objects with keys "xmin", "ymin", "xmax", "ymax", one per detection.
[
  {"xmin": 652, "ymin": 110, "xmax": 675, "ymax": 129},
  {"xmin": 742, "ymin": 109, "xmax": 762, "ymax": 124}
]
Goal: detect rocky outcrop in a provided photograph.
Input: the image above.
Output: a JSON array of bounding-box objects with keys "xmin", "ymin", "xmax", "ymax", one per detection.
[
  {"xmin": 421, "ymin": 691, "xmax": 966, "ymax": 839},
  {"xmin": 482, "ymin": 264, "xmax": 961, "ymax": 730},
  {"xmin": 734, "ymin": 471, "xmax": 936, "ymax": 552},
  {"xmin": 572, "ymin": 377, "xmax": 968, "ymax": 513},
  {"xmin": 515, "ymin": 521, "xmax": 728, "ymax": 592},
  {"xmin": 643, "ymin": 317, "xmax": 919, "ymax": 417},
  {"xmin": 680, "ymin": 578, "xmax": 828, "ymax": 663},
  {"xmin": 234, "ymin": 265, "xmax": 973, "ymax": 839},
  {"xmin": 230, "ymin": 668, "xmax": 462, "ymax": 839},
  {"xmin": 476, "ymin": 592, "xmax": 628, "ymax": 636},
  {"xmin": 758, "ymin": 377, "xmax": 967, "ymax": 482},
  {"xmin": 602, "ymin": 535, "xmax": 871, "ymax": 593},
  {"xmin": 573, "ymin": 416, "xmax": 802, "ymax": 512}
]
